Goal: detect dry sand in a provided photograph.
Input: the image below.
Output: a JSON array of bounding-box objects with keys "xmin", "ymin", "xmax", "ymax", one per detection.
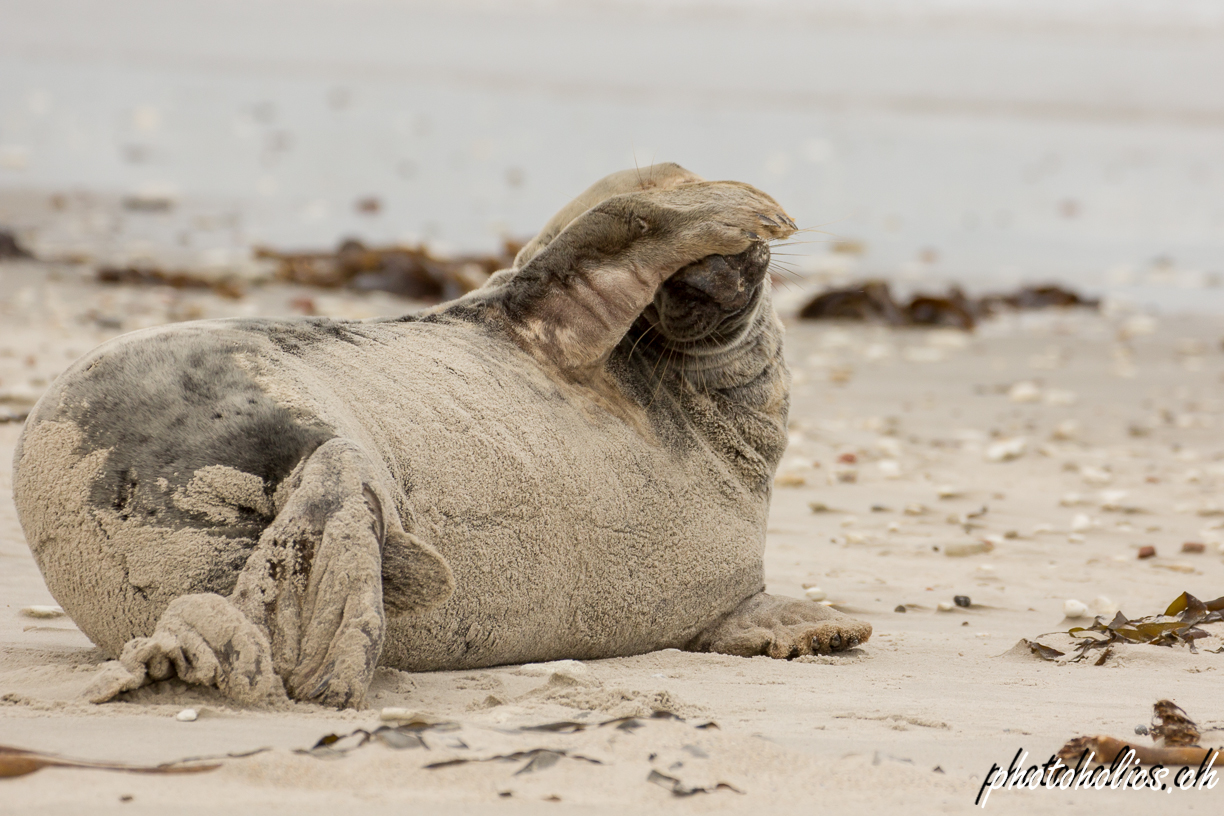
[{"xmin": 2, "ymin": 261, "xmax": 1223, "ymax": 814}]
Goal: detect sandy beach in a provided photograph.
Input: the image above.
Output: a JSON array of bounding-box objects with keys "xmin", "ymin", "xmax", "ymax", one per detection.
[
  {"xmin": 2, "ymin": 259, "xmax": 1222, "ymax": 814},
  {"xmin": 3, "ymin": 0, "xmax": 1224, "ymax": 812}
]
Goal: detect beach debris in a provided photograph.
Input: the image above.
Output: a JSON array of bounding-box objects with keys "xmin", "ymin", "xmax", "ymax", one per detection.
[
  {"xmin": 1070, "ymin": 514, "xmax": 1093, "ymax": 533},
  {"xmin": 426, "ymin": 748, "xmax": 602, "ymax": 773},
  {"xmin": 803, "ymin": 587, "xmax": 827, "ymax": 602},
  {"xmin": 1137, "ymin": 546, "xmax": 1157, "ymax": 559},
  {"xmin": 808, "ymin": 502, "xmax": 833, "ymax": 513},
  {"xmin": 954, "ymin": 595, "xmax": 972, "ymax": 608},
  {"xmin": 935, "ymin": 485, "xmax": 962, "ymax": 500},
  {"xmin": 797, "ymin": 281, "xmax": 1097, "ymax": 330},
  {"xmin": 1007, "ymin": 381, "xmax": 1042, "ymax": 403},
  {"xmin": 1063, "ymin": 600, "xmax": 1089, "ymax": 619},
  {"xmin": 1182, "ymin": 542, "xmax": 1206, "ymax": 554},
  {"xmin": 774, "ymin": 473, "xmax": 806, "ymax": 487},
  {"xmin": 895, "ymin": 605, "xmax": 907, "ymax": 613},
  {"xmin": 1056, "ymin": 591, "xmax": 1224, "ymax": 662},
  {"xmin": 985, "ymin": 437, "xmax": 1027, "ymax": 462},
  {"xmin": 97, "ymin": 265, "xmax": 248, "ymax": 299},
  {"xmin": 1018, "ymin": 639, "xmax": 1066, "ymax": 661},
  {"xmin": 0, "ymin": 745, "xmax": 219, "ymax": 779},
  {"xmin": 175, "ymin": 708, "xmax": 198, "ymax": 722},
  {"xmin": 904, "ymin": 503, "xmax": 928, "ymax": 516},
  {"xmin": 937, "ymin": 601, "xmax": 955, "ymax": 612},
  {"xmin": 0, "ymin": 229, "xmax": 33, "ymax": 259},
  {"xmin": 646, "ymin": 769, "xmax": 742, "ymax": 797},
  {"xmin": 1057, "ymin": 700, "xmax": 1221, "ymax": 767},
  {"xmin": 944, "ymin": 540, "xmax": 994, "ymax": 557},
  {"xmin": 256, "ymin": 237, "xmax": 518, "ymax": 301},
  {"xmin": 18, "ymin": 606, "xmax": 64, "ymax": 619}
]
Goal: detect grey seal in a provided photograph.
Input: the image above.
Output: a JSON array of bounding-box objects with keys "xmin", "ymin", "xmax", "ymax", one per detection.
[{"xmin": 13, "ymin": 164, "xmax": 872, "ymax": 708}]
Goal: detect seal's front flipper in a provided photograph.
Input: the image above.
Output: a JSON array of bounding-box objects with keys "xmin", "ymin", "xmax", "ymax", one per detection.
[
  {"xmin": 460, "ymin": 167, "xmax": 797, "ymax": 370},
  {"xmin": 85, "ymin": 593, "xmax": 288, "ymax": 705},
  {"xmin": 230, "ymin": 438, "xmax": 454, "ymax": 709},
  {"xmin": 688, "ymin": 593, "xmax": 871, "ymax": 659}
]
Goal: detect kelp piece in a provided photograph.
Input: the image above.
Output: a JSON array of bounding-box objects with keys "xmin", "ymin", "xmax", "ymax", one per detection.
[{"xmin": 0, "ymin": 745, "xmax": 219, "ymax": 779}]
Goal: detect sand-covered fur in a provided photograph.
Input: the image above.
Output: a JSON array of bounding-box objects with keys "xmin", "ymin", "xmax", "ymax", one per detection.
[{"xmin": 12, "ymin": 164, "xmax": 870, "ymax": 709}]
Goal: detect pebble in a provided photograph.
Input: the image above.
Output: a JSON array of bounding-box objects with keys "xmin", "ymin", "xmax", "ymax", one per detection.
[
  {"xmin": 1008, "ymin": 381, "xmax": 1042, "ymax": 403},
  {"xmin": 903, "ymin": 503, "xmax": 928, "ymax": 516},
  {"xmin": 804, "ymin": 586, "xmax": 827, "ymax": 602},
  {"xmin": 1070, "ymin": 513, "xmax": 1093, "ymax": 533},
  {"xmin": 953, "ymin": 595, "xmax": 971, "ymax": 608},
  {"xmin": 1137, "ymin": 545, "xmax": 1156, "ymax": 559},
  {"xmin": 1092, "ymin": 596, "xmax": 1119, "ymax": 618},
  {"xmin": 1181, "ymin": 542, "xmax": 1206, "ymax": 554},
  {"xmin": 937, "ymin": 601, "xmax": 955, "ymax": 612},
  {"xmin": 878, "ymin": 459, "xmax": 902, "ymax": 479},
  {"xmin": 175, "ymin": 708, "xmax": 198, "ymax": 722},
  {"xmin": 985, "ymin": 437, "xmax": 1027, "ymax": 463},
  {"xmin": 894, "ymin": 605, "xmax": 907, "ymax": 613},
  {"xmin": 1063, "ymin": 599, "xmax": 1089, "ymax": 618},
  {"xmin": 944, "ymin": 541, "xmax": 994, "ymax": 557},
  {"xmin": 936, "ymin": 485, "xmax": 963, "ymax": 499},
  {"xmin": 19, "ymin": 605, "xmax": 65, "ymax": 619}
]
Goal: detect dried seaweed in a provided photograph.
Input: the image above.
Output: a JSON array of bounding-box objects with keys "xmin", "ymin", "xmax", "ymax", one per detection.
[
  {"xmin": 646, "ymin": 769, "xmax": 742, "ymax": 797},
  {"xmin": 424, "ymin": 748, "xmax": 602, "ymax": 772},
  {"xmin": 256, "ymin": 238, "xmax": 522, "ymax": 302},
  {"xmin": 1019, "ymin": 639, "xmax": 1065, "ymax": 661},
  {"xmin": 0, "ymin": 744, "xmax": 219, "ymax": 779},
  {"xmin": 1057, "ymin": 700, "xmax": 1223, "ymax": 767},
  {"xmin": 797, "ymin": 280, "xmax": 1098, "ymax": 330},
  {"xmin": 1063, "ymin": 592, "xmax": 1224, "ymax": 661},
  {"xmin": 1022, "ymin": 591, "xmax": 1223, "ymax": 663},
  {"xmin": 0, "ymin": 229, "xmax": 33, "ymax": 260},
  {"xmin": 1150, "ymin": 700, "xmax": 1201, "ymax": 747}
]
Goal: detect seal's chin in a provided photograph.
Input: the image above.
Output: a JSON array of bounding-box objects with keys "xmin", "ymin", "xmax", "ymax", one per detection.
[{"xmin": 645, "ymin": 243, "xmax": 771, "ymax": 343}]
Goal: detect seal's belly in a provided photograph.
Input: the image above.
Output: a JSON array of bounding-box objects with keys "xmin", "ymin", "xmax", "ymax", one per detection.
[{"xmin": 270, "ymin": 320, "xmax": 768, "ymax": 670}]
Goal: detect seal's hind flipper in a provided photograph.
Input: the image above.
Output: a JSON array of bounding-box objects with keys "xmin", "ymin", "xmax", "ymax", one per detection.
[{"xmin": 229, "ymin": 438, "xmax": 453, "ymax": 708}]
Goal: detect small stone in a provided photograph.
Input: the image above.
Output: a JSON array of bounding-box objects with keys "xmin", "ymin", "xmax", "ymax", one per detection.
[
  {"xmin": 894, "ymin": 605, "xmax": 907, "ymax": 613},
  {"xmin": 175, "ymin": 708, "xmax": 198, "ymax": 722},
  {"xmin": 1067, "ymin": 533, "xmax": 1086, "ymax": 543},
  {"xmin": 837, "ymin": 452, "xmax": 858, "ymax": 464},
  {"xmin": 1137, "ymin": 545, "xmax": 1157, "ymax": 559},
  {"xmin": 1134, "ymin": 724, "xmax": 1149, "ymax": 736},
  {"xmin": 985, "ymin": 437, "xmax": 1027, "ymax": 463},
  {"xmin": 944, "ymin": 541, "xmax": 994, "ymax": 557},
  {"xmin": 1063, "ymin": 599, "xmax": 1089, "ymax": 618},
  {"xmin": 1008, "ymin": 381, "xmax": 1042, "ymax": 403},
  {"xmin": 936, "ymin": 485, "xmax": 962, "ymax": 499},
  {"xmin": 878, "ymin": 460, "xmax": 902, "ymax": 479},
  {"xmin": 937, "ymin": 601, "xmax": 955, "ymax": 612},
  {"xmin": 809, "ymin": 502, "xmax": 832, "ymax": 513},
  {"xmin": 953, "ymin": 595, "xmax": 971, "ymax": 608},
  {"xmin": 804, "ymin": 587, "xmax": 827, "ymax": 602},
  {"xmin": 1092, "ymin": 596, "xmax": 1118, "ymax": 618},
  {"xmin": 1181, "ymin": 542, "xmax": 1206, "ymax": 554},
  {"xmin": 775, "ymin": 472, "xmax": 806, "ymax": 488},
  {"xmin": 1070, "ymin": 513, "xmax": 1093, "ymax": 533},
  {"xmin": 903, "ymin": 503, "xmax": 928, "ymax": 516},
  {"xmin": 19, "ymin": 605, "xmax": 65, "ymax": 619},
  {"xmin": 1050, "ymin": 419, "xmax": 1080, "ymax": 441}
]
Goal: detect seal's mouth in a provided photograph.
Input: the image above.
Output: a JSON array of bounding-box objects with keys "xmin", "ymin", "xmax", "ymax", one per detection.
[{"xmin": 644, "ymin": 243, "xmax": 771, "ymax": 343}]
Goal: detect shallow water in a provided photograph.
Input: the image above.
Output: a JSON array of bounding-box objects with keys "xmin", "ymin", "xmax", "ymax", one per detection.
[{"xmin": 1, "ymin": 0, "xmax": 1222, "ymax": 307}]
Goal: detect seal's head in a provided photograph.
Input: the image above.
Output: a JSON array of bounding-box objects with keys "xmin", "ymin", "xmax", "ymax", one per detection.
[{"xmin": 643, "ymin": 242, "xmax": 772, "ymax": 345}]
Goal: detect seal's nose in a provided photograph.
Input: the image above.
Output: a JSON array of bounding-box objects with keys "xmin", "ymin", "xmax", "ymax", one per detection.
[{"xmin": 672, "ymin": 243, "xmax": 770, "ymax": 308}]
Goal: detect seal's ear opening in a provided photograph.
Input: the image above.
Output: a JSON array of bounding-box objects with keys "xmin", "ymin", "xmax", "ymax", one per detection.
[{"xmin": 649, "ymin": 243, "xmax": 770, "ymax": 342}]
